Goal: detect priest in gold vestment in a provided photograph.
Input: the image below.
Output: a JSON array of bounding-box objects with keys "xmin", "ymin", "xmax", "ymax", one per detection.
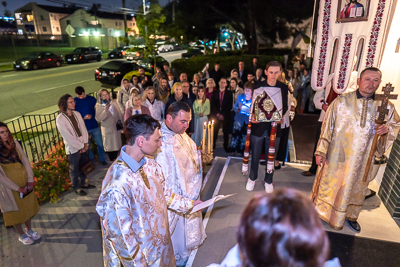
[
  {"xmin": 156, "ymin": 101, "xmax": 206, "ymax": 266},
  {"xmin": 311, "ymin": 67, "xmax": 400, "ymax": 232},
  {"xmin": 96, "ymin": 115, "xmax": 195, "ymax": 267}
]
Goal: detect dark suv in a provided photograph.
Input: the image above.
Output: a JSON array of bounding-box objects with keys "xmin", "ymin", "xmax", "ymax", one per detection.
[{"xmin": 65, "ymin": 47, "xmax": 102, "ymax": 64}]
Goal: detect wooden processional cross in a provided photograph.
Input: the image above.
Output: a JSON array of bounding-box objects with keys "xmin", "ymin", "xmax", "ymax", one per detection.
[{"xmin": 363, "ymin": 83, "xmax": 398, "ymax": 182}]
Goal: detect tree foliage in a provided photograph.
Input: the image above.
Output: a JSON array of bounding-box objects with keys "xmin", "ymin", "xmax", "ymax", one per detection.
[
  {"xmin": 161, "ymin": 1, "xmax": 224, "ymax": 44},
  {"xmin": 169, "ymin": 0, "xmax": 314, "ymax": 54}
]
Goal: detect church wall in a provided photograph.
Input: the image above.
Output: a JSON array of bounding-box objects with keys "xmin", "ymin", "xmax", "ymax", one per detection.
[
  {"xmin": 311, "ymin": 0, "xmax": 398, "ymax": 97},
  {"xmin": 378, "ymin": 1, "xmax": 400, "ymax": 111}
]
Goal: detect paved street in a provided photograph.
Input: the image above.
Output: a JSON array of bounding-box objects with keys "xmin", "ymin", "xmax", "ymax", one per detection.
[{"xmin": 0, "ymin": 50, "xmax": 184, "ymax": 122}]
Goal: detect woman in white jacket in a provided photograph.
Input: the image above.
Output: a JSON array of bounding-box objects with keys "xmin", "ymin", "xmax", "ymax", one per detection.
[
  {"xmin": 95, "ymin": 89, "xmax": 123, "ymax": 162},
  {"xmin": 141, "ymin": 86, "xmax": 165, "ymax": 122}
]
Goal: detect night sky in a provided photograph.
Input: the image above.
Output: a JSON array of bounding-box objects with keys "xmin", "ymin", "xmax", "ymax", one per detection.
[{"xmin": 3, "ymin": 0, "xmax": 168, "ymax": 15}]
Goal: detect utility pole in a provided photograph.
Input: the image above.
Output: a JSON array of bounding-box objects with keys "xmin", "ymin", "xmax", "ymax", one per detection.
[
  {"xmin": 122, "ymin": 0, "xmax": 128, "ymax": 45},
  {"xmin": 172, "ymin": 0, "xmax": 175, "ymax": 23}
]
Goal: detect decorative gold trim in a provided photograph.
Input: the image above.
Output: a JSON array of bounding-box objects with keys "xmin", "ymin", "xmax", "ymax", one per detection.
[
  {"xmin": 139, "ymin": 167, "xmax": 150, "ymax": 189},
  {"xmin": 119, "ymin": 245, "xmax": 140, "ymax": 261},
  {"xmin": 167, "ymin": 193, "xmax": 175, "ymax": 207}
]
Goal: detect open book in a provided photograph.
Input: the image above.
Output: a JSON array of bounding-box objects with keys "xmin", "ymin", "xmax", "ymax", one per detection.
[{"xmin": 191, "ymin": 194, "xmax": 235, "ymax": 214}]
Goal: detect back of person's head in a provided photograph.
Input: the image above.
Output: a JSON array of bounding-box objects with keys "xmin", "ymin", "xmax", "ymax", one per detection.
[
  {"xmin": 75, "ymin": 86, "xmax": 85, "ymax": 95},
  {"xmin": 124, "ymin": 114, "xmax": 160, "ymax": 146},
  {"xmin": 166, "ymin": 101, "xmax": 191, "ymax": 119},
  {"xmin": 243, "ymin": 81, "xmax": 254, "ymax": 91},
  {"xmin": 58, "ymin": 94, "xmax": 72, "ymax": 112},
  {"xmin": 237, "ymin": 188, "xmax": 329, "ymax": 267}
]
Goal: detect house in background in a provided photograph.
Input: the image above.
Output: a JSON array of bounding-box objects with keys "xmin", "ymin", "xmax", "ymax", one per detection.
[
  {"xmin": 60, "ymin": 9, "xmax": 139, "ymax": 50},
  {"xmin": 14, "ymin": 2, "xmax": 77, "ymax": 40}
]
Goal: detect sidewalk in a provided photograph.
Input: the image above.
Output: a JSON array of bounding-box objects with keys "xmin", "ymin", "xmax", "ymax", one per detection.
[{"xmin": 0, "ymin": 162, "xmax": 107, "ymax": 267}]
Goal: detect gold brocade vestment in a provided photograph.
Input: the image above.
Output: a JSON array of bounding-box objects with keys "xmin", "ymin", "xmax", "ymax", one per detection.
[{"xmin": 311, "ymin": 91, "xmax": 400, "ymax": 230}]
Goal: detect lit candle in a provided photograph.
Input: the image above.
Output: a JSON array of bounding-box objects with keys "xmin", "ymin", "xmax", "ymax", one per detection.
[
  {"xmin": 202, "ymin": 122, "xmax": 206, "ymax": 153},
  {"xmin": 211, "ymin": 120, "xmax": 214, "ymax": 153},
  {"xmin": 208, "ymin": 122, "xmax": 211, "ymax": 154}
]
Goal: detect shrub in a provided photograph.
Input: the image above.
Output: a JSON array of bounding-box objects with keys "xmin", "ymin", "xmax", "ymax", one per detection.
[
  {"xmin": 31, "ymin": 141, "xmax": 71, "ymax": 203},
  {"xmin": 171, "ymin": 54, "xmax": 284, "ymax": 79}
]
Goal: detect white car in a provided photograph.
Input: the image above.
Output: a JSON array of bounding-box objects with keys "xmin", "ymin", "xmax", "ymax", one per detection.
[{"xmin": 157, "ymin": 44, "xmax": 174, "ymax": 53}]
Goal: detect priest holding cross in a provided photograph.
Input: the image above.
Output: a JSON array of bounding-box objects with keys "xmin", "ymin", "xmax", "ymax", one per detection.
[{"xmin": 310, "ymin": 67, "xmax": 400, "ymax": 233}]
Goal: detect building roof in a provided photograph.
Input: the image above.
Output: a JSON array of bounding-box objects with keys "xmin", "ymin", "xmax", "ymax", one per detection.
[
  {"xmin": 37, "ymin": 4, "xmax": 78, "ymax": 14},
  {"xmin": 88, "ymin": 10, "xmax": 135, "ymax": 20},
  {"xmin": 14, "ymin": 3, "xmax": 78, "ymax": 14}
]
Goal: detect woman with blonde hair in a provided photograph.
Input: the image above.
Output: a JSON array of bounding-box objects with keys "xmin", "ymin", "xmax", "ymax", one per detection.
[
  {"xmin": 95, "ymin": 89, "xmax": 123, "ymax": 161},
  {"xmin": 191, "ymin": 73, "xmax": 204, "ymax": 88},
  {"xmin": 141, "ymin": 86, "xmax": 165, "ymax": 122},
  {"xmin": 205, "ymin": 78, "xmax": 216, "ymax": 100},
  {"xmin": 124, "ymin": 93, "xmax": 151, "ymax": 122},
  {"xmin": 0, "ymin": 122, "xmax": 41, "ymax": 245},
  {"xmin": 192, "ymin": 87, "xmax": 210, "ymax": 146}
]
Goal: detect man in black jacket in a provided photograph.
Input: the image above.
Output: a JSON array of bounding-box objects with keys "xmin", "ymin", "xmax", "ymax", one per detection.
[
  {"xmin": 210, "ymin": 78, "xmax": 233, "ymax": 151},
  {"xmin": 238, "ymin": 61, "xmax": 249, "ymax": 83},
  {"xmin": 209, "ymin": 62, "xmax": 224, "ymax": 84},
  {"xmin": 246, "ymin": 61, "xmax": 288, "ymax": 193}
]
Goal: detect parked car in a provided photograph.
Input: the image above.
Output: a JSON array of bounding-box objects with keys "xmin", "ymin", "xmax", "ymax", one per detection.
[
  {"xmin": 157, "ymin": 42, "xmax": 174, "ymax": 53},
  {"xmin": 181, "ymin": 47, "xmax": 205, "ymax": 59},
  {"xmin": 107, "ymin": 46, "xmax": 129, "ymax": 59},
  {"xmin": 126, "ymin": 47, "xmax": 146, "ymax": 61},
  {"xmin": 65, "ymin": 47, "xmax": 102, "ymax": 63},
  {"xmin": 136, "ymin": 55, "xmax": 167, "ymax": 74},
  {"xmin": 13, "ymin": 52, "xmax": 63, "ymax": 70},
  {"xmin": 95, "ymin": 61, "xmax": 139, "ymax": 85}
]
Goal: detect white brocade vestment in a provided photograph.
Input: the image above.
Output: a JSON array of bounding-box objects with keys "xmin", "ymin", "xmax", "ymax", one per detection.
[
  {"xmin": 156, "ymin": 122, "xmax": 207, "ymax": 266},
  {"xmin": 96, "ymin": 152, "xmax": 193, "ymax": 267}
]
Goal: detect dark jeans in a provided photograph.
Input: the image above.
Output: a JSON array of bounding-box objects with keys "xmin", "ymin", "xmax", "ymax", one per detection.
[
  {"xmin": 276, "ymin": 126, "xmax": 290, "ymax": 162},
  {"xmin": 107, "ymin": 151, "xmax": 119, "ymax": 162},
  {"xmin": 67, "ymin": 151, "xmax": 87, "ymax": 190},
  {"xmin": 88, "ymin": 127, "xmax": 106, "ymax": 162},
  {"xmin": 213, "ymin": 117, "xmax": 230, "ymax": 149},
  {"xmin": 309, "ymin": 121, "xmax": 322, "ymax": 174},
  {"xmin": 250, "ymin": 128, "xmax": 281, "ymax": 184}
]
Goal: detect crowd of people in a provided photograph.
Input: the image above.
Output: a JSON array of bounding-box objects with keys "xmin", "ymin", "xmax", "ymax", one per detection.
[{"xmin": 2, "ymin": 53, "xmax": 396, "ymax": 267}]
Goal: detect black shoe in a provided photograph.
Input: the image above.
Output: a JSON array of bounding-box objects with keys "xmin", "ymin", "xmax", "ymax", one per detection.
[
  {"xmin": 301, "ymin": 171, "xmax": 316, "ymax": 176},
  {"xmin": 274, "ymin": 164, "xmax": 281, "ymax": 170},
  {"xmin": 75, "ymin": 189, "xmax": 87, "ymax": 196},
  {"xmin": 260, "ymin": 161, "xmax": 266, "ymax": 166},
  {"xmin": 81, "ymin": 184, "xmax": 96, "ymax": 189},
  {"xmin": 346, "ymin": 220, "xmax": 361, "ymax": 233},
  {"xmin": 101, "ymin": 161, "xmax": 108, "ymax": 166},
  {"xmin": 365, "ymin": 189, "xmax": 376, "ymax": 200}
]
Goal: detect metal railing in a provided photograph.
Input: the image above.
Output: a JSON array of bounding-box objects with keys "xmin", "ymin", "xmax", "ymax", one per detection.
[
  {"xmin": 7, "ymin": 112, "xmax": 61, "ymax": 163},
  {"xmin": 6, "ymin": 91, "xmax": 112, "ymax": 163}
]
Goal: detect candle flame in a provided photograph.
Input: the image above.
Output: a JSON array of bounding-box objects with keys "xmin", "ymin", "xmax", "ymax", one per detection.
[{"xmin": 212, "ymin": 120, "xmax": 214, "ymax": 123}]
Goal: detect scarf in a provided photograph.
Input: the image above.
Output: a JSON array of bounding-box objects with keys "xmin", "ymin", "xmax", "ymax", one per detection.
[
  {"xmin": 0, "ymin": 137, "xmax": 20, "ymax": 164},
  {"xmin": 175, "ymin": 94, "xmax": 183, "ymax": 102}
]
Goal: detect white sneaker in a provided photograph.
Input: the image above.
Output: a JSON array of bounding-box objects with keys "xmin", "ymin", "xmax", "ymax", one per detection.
[
  {"xmin": 26, "ymin": 228, "xmax": 41, "ymax": 240},
  {"xmin": 246, "ymin": 179, "xmax": 256, "ymax": 191},
  {"xmin": 264, "ymin": 183, "xmax": 274, "ymax": 193},
  {"xmin": 19, "ymin": 235, "xmax": 34, "ymax": 245}
]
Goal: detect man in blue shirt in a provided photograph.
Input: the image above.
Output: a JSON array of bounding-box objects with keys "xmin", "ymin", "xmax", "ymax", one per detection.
[{"xmin": 74, "ymin": 86, "xmax": 107, "ymax": 165}]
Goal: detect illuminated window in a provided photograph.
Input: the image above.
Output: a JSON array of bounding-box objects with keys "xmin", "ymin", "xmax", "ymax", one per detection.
[
  {"xmin": 91, "ymin": 20, "xmax": 98, "ymax": 25},
  {"xmin": 27, "ymin": 15, "xmax": 34, "ymax": 21},
  {"xmin": 18, "ymin": 29, "xmax": 23, "ymax": 35}
]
